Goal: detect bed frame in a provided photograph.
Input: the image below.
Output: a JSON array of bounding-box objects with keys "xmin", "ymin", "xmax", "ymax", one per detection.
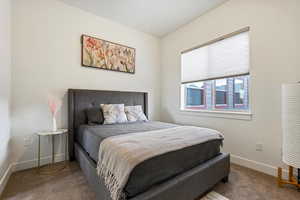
[{"xmin": 68, "ymin": 89, "xmax": 230, "ymax": 200}]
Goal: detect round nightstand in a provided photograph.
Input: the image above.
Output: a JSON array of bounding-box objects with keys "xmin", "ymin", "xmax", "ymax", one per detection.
[{"xmin": 36, "ymin": 129, "xmax": 68, "ymax": 174}]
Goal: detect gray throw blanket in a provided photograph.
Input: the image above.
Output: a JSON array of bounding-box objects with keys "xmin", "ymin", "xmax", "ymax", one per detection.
[{"xmin": 97, "ymin": 126, "xmax": 223, "ymax": 200}]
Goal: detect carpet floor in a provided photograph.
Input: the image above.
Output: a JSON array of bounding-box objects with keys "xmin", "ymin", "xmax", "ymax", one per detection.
[{"xmin": 1, "ymin": 162, "xmax": 300, "ymax": 200}]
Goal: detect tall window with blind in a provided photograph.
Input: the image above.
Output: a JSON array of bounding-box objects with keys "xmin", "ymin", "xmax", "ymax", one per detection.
[{"xmin": 181, "ymin": 28, "xmax": 250, "ymax": 112}]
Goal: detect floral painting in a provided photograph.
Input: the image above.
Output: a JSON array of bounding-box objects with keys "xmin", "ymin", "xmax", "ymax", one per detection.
[{"xmin": 81, "ymin": 35, "xmax": 135, "ymax": 73}]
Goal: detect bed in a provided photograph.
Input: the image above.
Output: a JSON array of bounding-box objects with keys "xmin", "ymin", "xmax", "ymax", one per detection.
[{"xmin": 68, "ymin": 89, "xmax": 230, "ymax": 200}]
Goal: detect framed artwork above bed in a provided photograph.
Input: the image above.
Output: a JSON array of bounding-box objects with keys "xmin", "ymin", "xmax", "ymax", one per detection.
[{"xmin": 81, "ymin": 35, "xmax": 135, "ymax": 74}]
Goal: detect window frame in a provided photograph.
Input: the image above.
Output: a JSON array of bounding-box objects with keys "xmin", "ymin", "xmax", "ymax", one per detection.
[
  {"xmin": 233, "ymin": 77, "xmax": 247, "ymax": 108},
  {"xmin": 213, "ymin": 78, "xmax": 229, "ymax": 109},
  {"xmin": 183, "ymin": 82, "xmax": 207, "ymax": 110},
  {"xmin": 180, "ymin": 75, "xmax": 250, "ymax": 113}
]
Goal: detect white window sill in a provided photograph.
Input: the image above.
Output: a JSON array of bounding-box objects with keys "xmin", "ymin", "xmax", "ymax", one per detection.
[{"xmin": 179, "ymin": 109, "xmax": 252, "ymax": 120}]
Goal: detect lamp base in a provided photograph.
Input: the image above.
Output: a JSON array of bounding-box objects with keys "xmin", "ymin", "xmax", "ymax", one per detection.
[{"xmin": 278, "ymin": 166, "xmax": 300, "ymax": 189}]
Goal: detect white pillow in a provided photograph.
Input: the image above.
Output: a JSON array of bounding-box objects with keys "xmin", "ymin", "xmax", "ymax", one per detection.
[
  {"xmin": 125, "ymin": 105, "xmax": 148, "ymax": 122},
  {"xmin": 100, "ymin": 104, "xmax": 128, "ymax": 124}
]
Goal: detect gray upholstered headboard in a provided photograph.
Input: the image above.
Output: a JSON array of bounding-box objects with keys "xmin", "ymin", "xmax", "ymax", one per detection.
[{"xmin": 68, "ymin": 89, "xmax": 148, "ymax": 160}]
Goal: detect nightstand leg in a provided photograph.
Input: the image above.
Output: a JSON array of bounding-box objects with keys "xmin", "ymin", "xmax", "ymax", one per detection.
[
  {"xmin": 52, "ymin": 135, "xmax": 54, "ymax": 164},
  {"xmin": 38, "ymin": 135, "xmax": 40, "ymax": 168}
]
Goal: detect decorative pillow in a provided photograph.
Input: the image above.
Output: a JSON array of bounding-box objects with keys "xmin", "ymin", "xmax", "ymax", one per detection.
[
  {"xmin": 100, "ymin": 104, "xmax": 128, "ymax": 124},
  {"xmin": 85, "ymin": 107, "xmax": 104, "ymax": 125},
  {"xmin": 125, "ymin": 105, "xmax": 148, "ymax": 122}
]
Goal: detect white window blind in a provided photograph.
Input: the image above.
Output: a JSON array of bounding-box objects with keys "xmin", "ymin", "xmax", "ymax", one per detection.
[{"xmin": 181, "ymin": 29, "xmax": 250, "ymax": 83}]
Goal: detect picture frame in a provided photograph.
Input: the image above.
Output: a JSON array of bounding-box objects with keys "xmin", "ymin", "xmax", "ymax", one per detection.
[{"xmin": 81, "ymin": 35, "xmax": 135, "ymax": 74}]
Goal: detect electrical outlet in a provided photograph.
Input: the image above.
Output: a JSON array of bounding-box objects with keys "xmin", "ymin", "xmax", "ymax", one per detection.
[{"xmin": 256, "ymin": 143, "xmax": 263, "ymax": 151}]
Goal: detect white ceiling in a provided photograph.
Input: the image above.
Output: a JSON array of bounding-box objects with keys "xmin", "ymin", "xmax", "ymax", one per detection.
[{"xmin": 60, "ymin": 0, "xmax": 227, "ymax": 37}]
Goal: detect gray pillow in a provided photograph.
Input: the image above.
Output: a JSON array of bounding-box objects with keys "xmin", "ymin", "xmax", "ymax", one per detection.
[{"xmin": 85, "ymin": 107, "xmax": 104, "ymax": 125}]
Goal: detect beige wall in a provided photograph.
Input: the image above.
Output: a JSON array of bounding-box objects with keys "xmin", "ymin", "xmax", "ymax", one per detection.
[
  {"xmin": 0, "ymin": 0, "xmax": 11, "ymax": 184},
  {"xmin": 10, "ymin": 0, "xmax": 300, "ymax": 176},
  {"xmin": 161, "ymin": 0, "xmax": 300, "ymax": 175},
  {"xmin": 11, "ymin": 0, "xmax": 161, "ymax": 169}
]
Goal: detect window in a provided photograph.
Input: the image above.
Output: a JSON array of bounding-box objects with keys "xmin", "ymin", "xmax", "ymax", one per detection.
[
  {"xmin": 215, "ymin": 79, "xmax": 228, "ymax": 107},
  {"xmin": 233, "ymin": 76, "xmax": 249, "ymax": 110},
  {"xmin": 181, "ymin": 28, "xmax": 250, "ymax": 112},
  {"xmin": 184, "ymin": 82, "xmax": 206, "ymax": 109}
]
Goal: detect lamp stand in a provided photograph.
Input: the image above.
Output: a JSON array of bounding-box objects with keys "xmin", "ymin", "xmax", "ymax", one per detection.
[
  {"xmin": 298, "ymin": 168, "xmax": 300, "ymax": 185},
  {"xmin": 277, "ymin": 166, "xmax": 300, "ymax": 188}
]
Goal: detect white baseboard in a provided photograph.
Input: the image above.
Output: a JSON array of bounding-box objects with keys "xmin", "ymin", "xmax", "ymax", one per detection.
[
  {"xmin": 0, "ymin": 163, "xmax": 14, "ymax": 196},
  {"xmin": 231, "ymin": 154, "xmax": 293, "ymax": 178},
  {"xmin": 13, "ymin": 153, "xmax": 66, "ymax": 172}
]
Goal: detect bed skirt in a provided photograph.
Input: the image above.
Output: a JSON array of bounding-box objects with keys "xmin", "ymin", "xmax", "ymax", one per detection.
[{"xmin": 74, "ymin": 142, "xmax": 230, "ymax": 200}]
